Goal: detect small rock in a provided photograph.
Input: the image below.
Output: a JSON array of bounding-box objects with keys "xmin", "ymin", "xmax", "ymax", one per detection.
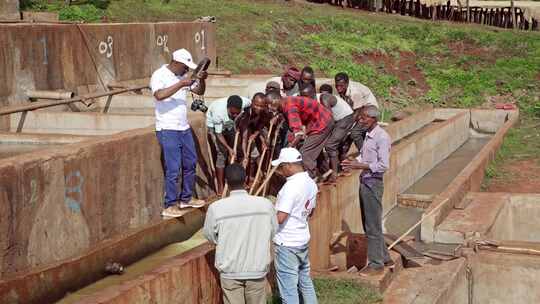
[{"xmin": 408, "ymin": 79, "xmax": 416, "ymax": 86}]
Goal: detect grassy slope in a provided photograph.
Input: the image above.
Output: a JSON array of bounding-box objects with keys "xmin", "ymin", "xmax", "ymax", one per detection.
[
  {"xmin": 110, "ymin": 0, "xmax": 540, "ymax": 185},
  {"xmin": 26, "ymin": 0, "xmax": 540, "ymax": 179}
]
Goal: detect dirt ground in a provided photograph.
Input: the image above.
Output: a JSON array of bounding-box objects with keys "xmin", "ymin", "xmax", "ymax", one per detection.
[{"xmin": 486, "ymin": 159, "xmax": 540, "ymax": 193}]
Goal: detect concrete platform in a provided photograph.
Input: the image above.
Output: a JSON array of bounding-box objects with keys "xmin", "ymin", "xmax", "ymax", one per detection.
[
  {"xmin": 384, "ymin": 258, "xmax": 468, "ymax": 304},
  {"xmin": 435, "ymin": 192, "xmax": 508, "ymax": 244}
]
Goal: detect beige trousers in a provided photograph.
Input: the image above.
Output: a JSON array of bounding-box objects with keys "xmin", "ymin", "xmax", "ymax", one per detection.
[{"xmin": 220, "ymin": 277, "xmax": 267, "ymax": 304}]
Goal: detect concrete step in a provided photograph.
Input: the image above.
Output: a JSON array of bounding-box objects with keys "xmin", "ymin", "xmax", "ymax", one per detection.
[{"xmin": 383, "ymin": 258, "xmax": 468, "ymax": 304}]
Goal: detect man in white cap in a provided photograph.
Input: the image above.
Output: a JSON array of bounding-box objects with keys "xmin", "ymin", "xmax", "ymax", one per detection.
[
  {"xmin": 271, "ymin": 148, "xmax": 318, "ymax": 304},
  {"xmin": 150, "ymin": 49, "xmax": 207, "ymax": 217}
]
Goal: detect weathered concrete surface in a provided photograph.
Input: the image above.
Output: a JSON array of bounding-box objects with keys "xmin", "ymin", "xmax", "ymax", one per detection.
[
  {"xmin": 384, "ymin": 111, "xmax": 470, "ymax": 213},
  {"xmin": 73, "ymin": 243, "xmax": 220, "ymax": 304},
  {"xmin": 0, "ymin": 208, "xmax": 207, "ymax": 304},
  {"xmin": 489, "ymin": 193, "xmax": 540, "ymax": 242},
  {"xmin": 403, "ymin": 137, "xmax": 490, "ymax": 196},
  {"xmin": 383, "ymin": 258, "xmax": 468, "ymax": 304},
  {"xmin": 422, "ymin": 109, "xmax": 519, "ymax": 243},
  {"xmin": 0, "ymin": 0, "xmax": 19, "ymax": 21},
  {"xmin": 471, "ymin": 251, "xmax": 540, "ymax": 304},
  {"xmin": 0, "ymin": 22, "xmax": 216, "ymax": 129},
  {"xmin": 9, "ymin": 111, "xmax": 156, "ymax": 135},
  {"xmin": 0, "ymin": 112, "xmax": 214, "ymax": 278},
  {"xmin": 435, "ymin": 192, "xmax": 509, "ymax": 244},
  {"xmin": 0, "ymin": 132, "xmax": 92, "ymax": 144}
]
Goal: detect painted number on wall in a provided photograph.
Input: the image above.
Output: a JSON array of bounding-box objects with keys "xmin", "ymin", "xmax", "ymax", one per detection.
[
  {"xmin": 156, "ymin": 34, "xmax": 170, "ymax": 53},
  {"xmin": 65, "ymin": 171, "xmax": 84, "ymax": 213},
  {"xmin": 98, "ymin": 35, "xmax": 114, "ymax": 58},
  {"xmin": 194, "ymin": 30, "xmax": 206, "ymax": 51}
]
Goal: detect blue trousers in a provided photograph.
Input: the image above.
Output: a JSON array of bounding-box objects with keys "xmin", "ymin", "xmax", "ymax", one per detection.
[
  {"xmin": 274, "ymin": 245, "xmax": 318, "ymax": 304},
  {"xmin": 156, "ymin": 129, "xmax": 197, "ymax": 208}
]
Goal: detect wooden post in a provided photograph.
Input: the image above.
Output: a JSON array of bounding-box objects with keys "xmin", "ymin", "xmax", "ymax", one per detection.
[
  {"xmin": 510, "ymin": 0, "xmax": 516, "ymax": 29},
  {"xmin": 466, "ymin": 0, "xmax": 470, "ymax": 22}
]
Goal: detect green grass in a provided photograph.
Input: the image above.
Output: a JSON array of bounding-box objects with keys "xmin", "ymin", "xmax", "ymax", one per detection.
[{"xmin": 268, "ymin": 278, "xmax": 382, "ymax": 304}]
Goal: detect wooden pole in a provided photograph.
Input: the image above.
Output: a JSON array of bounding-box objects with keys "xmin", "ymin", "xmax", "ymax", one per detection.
[
  {"xmin": 206, "ymin": 139, "xmax": 219, "ymax": 194},
  {"xmin": 249, "ymin": 147, "xmax": 268, "ymax": 195},
  {"xmin": 263, "ymin": 121, "xmax": 282, "ymax": 196},
  {"xmin": 510, "ymin": 0, "xmax": 516, "ymax": 29},
  {"xmin": 254, "ymin": 166, "xmax": 279, "ymax": 196},
  {"xmin": 221, "ymin": 130, "xmax": 240, "ymax": 198},
  {"xmin": 387, "ymin": 198, "xmax": 449, "ymax": 250}
]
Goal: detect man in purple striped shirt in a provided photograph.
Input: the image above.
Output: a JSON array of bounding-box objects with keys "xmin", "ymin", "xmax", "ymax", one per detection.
[{"xmin": 341, "ymin": 105, "xmax": 393, "ymax": 277}]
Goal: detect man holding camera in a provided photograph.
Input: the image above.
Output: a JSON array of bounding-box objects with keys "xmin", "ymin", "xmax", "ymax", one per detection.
[
  {"xmin": 206, "ymin": 95, "xmax": 251, "ymax": 193},
  {"xmin": 150, "ymin": 49, "xmax": 206, "ymax": 217}
]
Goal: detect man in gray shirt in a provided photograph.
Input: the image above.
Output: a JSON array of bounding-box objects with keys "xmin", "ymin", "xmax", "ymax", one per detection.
[{"xmin": 203, "ymin": 164, "xmax": 278, "ymax": 304}]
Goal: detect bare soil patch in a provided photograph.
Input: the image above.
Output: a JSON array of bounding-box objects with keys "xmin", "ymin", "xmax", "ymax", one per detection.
[
  {"xmin": 487, "ymin": 159, "xmax": 540, "ymax": 193},
  {"xmin": 355, "ymin": 51, "xmax": 429, "ymax": 98}
]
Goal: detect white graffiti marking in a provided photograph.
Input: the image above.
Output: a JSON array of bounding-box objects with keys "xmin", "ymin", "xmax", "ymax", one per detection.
[
  {"xmin": 156, "ymin": 34, "xmax": 169, "ymax": 53},
  {"xmin": 194, "ymin": 30, "xmax": 206, "ymax": 51},
  {"xmin": 98, "ymin": 35, "xmax": 114, "ymax": 58}
]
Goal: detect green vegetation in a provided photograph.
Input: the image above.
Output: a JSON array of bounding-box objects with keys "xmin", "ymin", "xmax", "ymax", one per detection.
[
  {"xmin": 268, "ymin": 278, "xmax": 382, "ymax": 304},
  {"xmin": 20, "ymin": 0, "xmax": 540, "ymax": 183}
]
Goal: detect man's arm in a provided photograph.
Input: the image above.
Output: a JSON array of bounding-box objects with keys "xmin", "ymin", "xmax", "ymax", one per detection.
[
  {"xmin": 370, "ymin": 135, "xmax": 390, "ymax": 173},
  {"xmin": 216, "ymin": 132, "xmax": 234, "ymax": 156},
  {"xmin": 277, "ymin": 211, "xmax": 289, "ymax": 225},
  {"xmin": 191, "ymin": 75, "xmax": 207, "ymax": 95},
  {"xmin": 153, "ymin": 79, "xmax": 193, "ymax": 101}
]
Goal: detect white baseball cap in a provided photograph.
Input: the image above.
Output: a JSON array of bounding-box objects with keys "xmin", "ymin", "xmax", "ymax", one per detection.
[
  {"xmin": 172, "ymin": 49, "xmax": 197, "ymax": 69},
  {"xmin": 271, "ymin": 148, "xmax": 302, "ymax": 167}
]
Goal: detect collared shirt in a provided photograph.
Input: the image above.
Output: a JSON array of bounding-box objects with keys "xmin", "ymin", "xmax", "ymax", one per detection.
[
  {"xmin": 274, "ymin": 172, "xmax": 318, "ymax": 248},
  {"xmin": 316, "ymin": 93, "xmax": 353, "ymax": 121},
  {"xmin": 339, "ymin": 82, "xmax": 378, "ymax": 110},
  {"xmin": 357, "ymin": 124, "xmax": 391, "ymax": 180},
  {"xmin": 203, "ymin": 190, "xmax": 278, "ymax": 279},
  {"xmin": 150, "ymin": 64, "xmax": 190, "ymax": 131},
  {"xmin": 206, "ymin": 96, "xmax": 251, "ymax": 133},
  {"xmin": 282, "ymin": 96, "xmax": 333, "ymax": 139}
]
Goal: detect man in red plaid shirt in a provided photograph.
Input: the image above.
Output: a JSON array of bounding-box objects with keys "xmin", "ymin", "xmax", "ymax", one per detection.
[{"xmin": 266, "ymin": 90, "xmax": 335, "ymax": 178}]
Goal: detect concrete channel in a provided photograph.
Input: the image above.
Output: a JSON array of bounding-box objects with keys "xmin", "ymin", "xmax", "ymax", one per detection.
[{"xmin": 1, "ymin": 21, "xmax": 538, "ymax": 304}]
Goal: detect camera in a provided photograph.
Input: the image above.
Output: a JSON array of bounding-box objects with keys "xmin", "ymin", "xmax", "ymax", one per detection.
[
  {"xmin": 189, "ymin": 57, "xmax": 211, "ymax": 113},
  {"xmin": 191, "ymin": 98, "xmax": 208, "ymax": 113}
]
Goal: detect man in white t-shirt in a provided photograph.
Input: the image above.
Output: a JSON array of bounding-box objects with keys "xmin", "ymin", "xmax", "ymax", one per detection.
[
  {"xmin": 150, "ymin": 49, "xmax": 206, "ymax": 217},
  {"xmin": 271, "ymin": 148, "xmax": 318, "ymax": 304}
]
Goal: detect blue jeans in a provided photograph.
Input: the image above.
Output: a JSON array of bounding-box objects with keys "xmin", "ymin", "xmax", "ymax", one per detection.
[
  {"xmin": 274, "ymin": 245, "xmax": 318, "ymax": 304},
  {"xmin": 156, "ymin": 129, "xmax": 197, "ymax": 207}
]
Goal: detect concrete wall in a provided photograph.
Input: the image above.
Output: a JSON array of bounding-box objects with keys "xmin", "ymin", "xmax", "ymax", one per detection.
[
  {"xmin": 0, "ymin": 113, "xmax": 214, "ymax": 278},
  {"xmin": 489, "ymin": 194, "xmax": 540, "ymax": 242},
  {"xmin": 472, "ymin": 251, "xmax": 540, "ymax": 303},
  {"xmin": 0, "ymin": 0, "xmax": 19, "ymax": 21},
  {"xmin": 422, "ymin": 110, "xmax": 519, "ymax": 243},
  {"xmin": 383, "ymin": 111, "xmax": 470, "ymax": 213},
  {"xmin": 10, "ymin": 111, "xmax": 156, "ymax": 135},
  {"xmin": 0, "ymin": 22, "xmax": 216, "ymax": 129}
]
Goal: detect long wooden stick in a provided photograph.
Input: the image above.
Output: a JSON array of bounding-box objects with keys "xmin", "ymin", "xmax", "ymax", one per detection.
[
  {"xmin": 221, "ymin": 131, "xmax": 241, "ymax": 198},
  {"xmin": 263, "ymin": 121, "xmax": 282, "ymax": 196},
  {"xmin": 249, "ymin": 147, "xmax": 268, "ymax": 194},
  {"xmin": 387, "ymin": 198, "xmax": 449, "ymax": 250},
  {"xmin": 243, "ymin": 138, "xmax": 254, "ymax": 169},
  {"xmin": 206, "ymin": 138, "xmax": 219, "ymax": 193},
  {"xmin": 254, "ymin": 166, "xmax": 279, "ymax": 196}
]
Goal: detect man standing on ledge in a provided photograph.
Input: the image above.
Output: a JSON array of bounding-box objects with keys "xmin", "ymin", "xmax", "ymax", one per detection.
[
  {"xmin": 150, "ymin": 49, "xmax": 206, "ymax": 217},
  {"xmin": 271, "ymin": 148, "xmax": 318, "ymax": 304},
  {"xmin": 203, "ymin": 164, "xmax": 277, "ymax": 304},
  {"xmin": 341, "ymin": 105, "xmax": 393, "ymax": 277}
]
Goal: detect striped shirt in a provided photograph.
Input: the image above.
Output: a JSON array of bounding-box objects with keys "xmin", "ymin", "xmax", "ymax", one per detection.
[{"xmin": 282, "ymin": 96, "xmax": 333, "ymax": 139}]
